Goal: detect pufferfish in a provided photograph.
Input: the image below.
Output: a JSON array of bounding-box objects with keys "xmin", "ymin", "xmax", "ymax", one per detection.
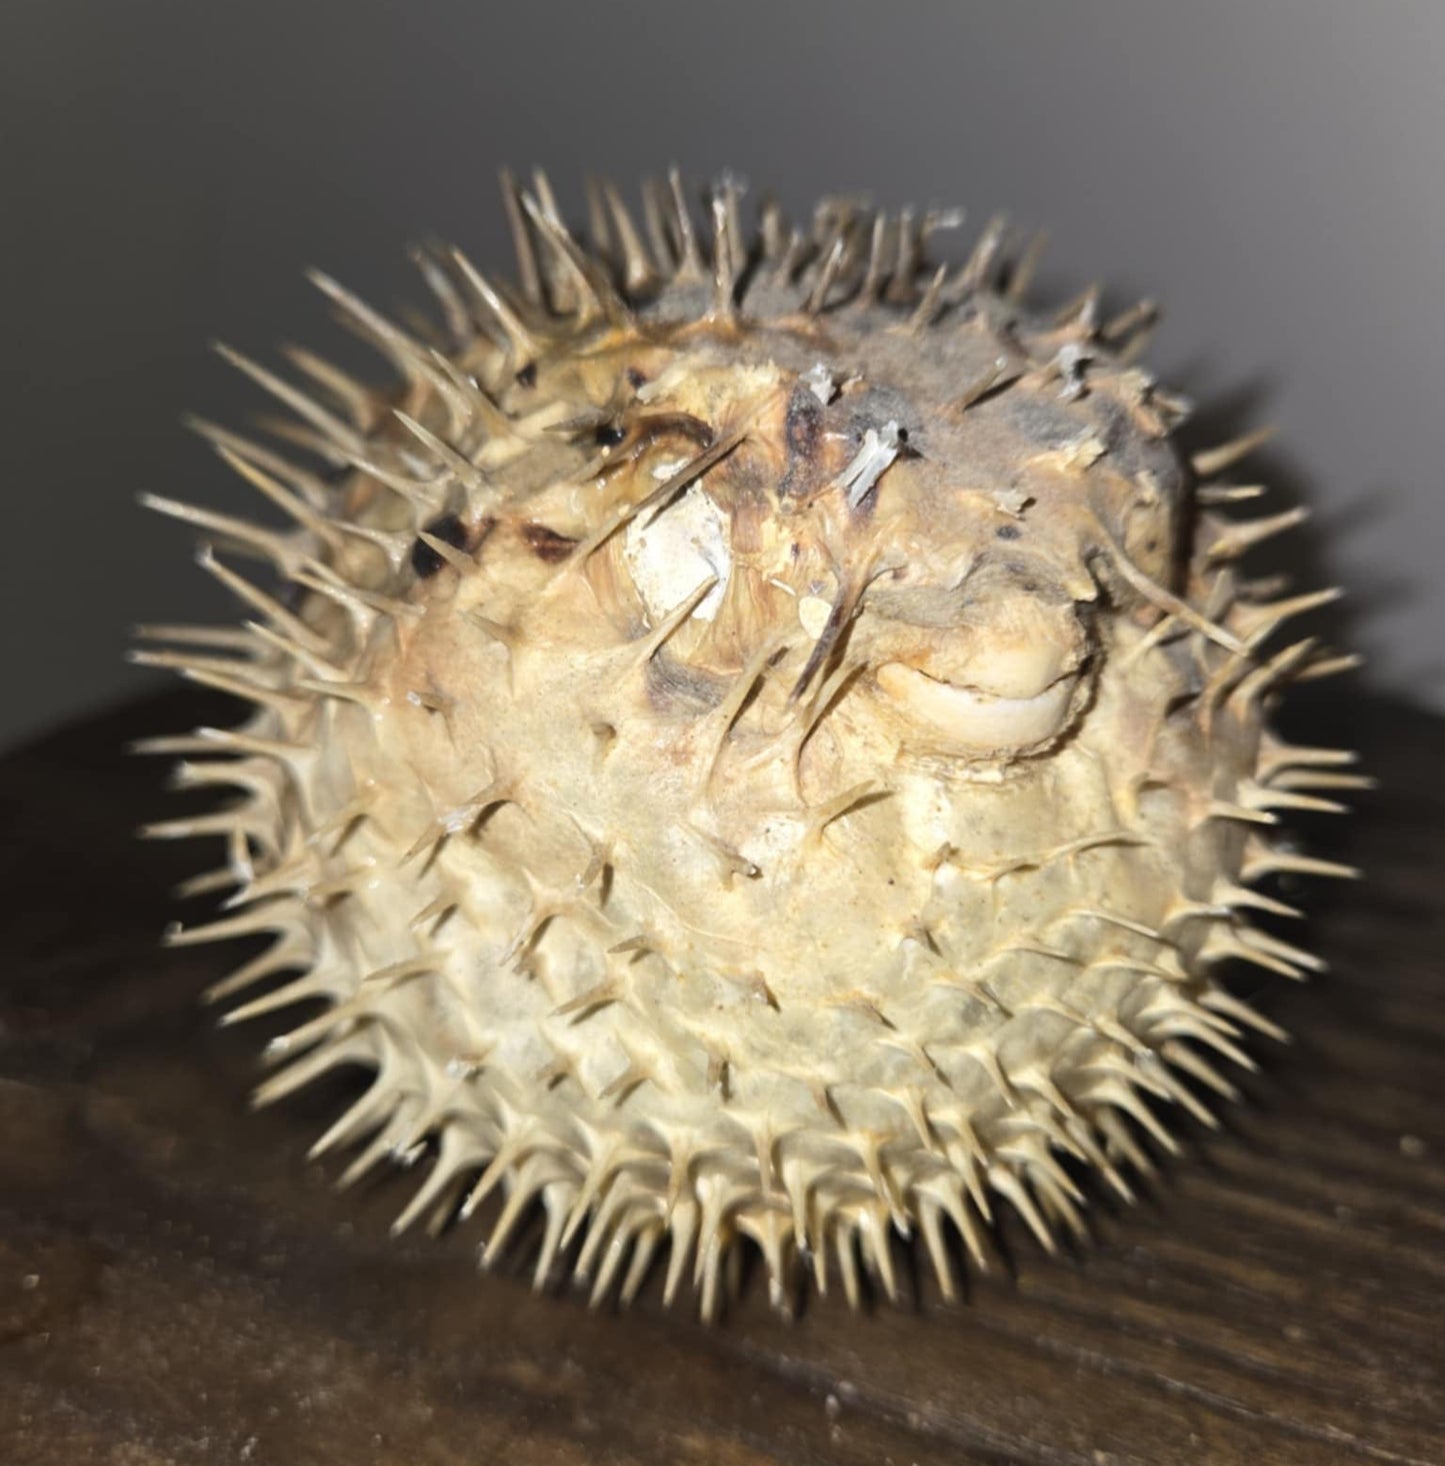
[{"xmin": 136, "ymin": 171, "xmax": 1362, "ymax": 1319}]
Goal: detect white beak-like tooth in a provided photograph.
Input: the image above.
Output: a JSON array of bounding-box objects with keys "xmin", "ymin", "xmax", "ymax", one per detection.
[{"xmin": 876, "ymin": 661, "xmax": 1078, "ymax": 753}]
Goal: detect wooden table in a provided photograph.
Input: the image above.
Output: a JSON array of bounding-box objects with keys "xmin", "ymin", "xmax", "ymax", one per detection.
[{"xmin": 2, "ymin": 688, "xmax": 1441, "ymax": 1465}]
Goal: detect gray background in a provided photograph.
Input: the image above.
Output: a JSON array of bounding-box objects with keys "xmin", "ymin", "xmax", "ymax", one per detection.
[{"xmin": 5, "ymin": 0, "xmax": 1443, "ymax": 750}]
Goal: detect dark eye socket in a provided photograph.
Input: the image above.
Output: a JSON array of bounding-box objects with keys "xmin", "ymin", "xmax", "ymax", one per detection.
[
  {"xmin": 593, "ymin": 421, "xmax": 627, "ymax": 448},
  {"xmin": 411, "ymin": 512, "xmax": 469, "ymax": 578}
]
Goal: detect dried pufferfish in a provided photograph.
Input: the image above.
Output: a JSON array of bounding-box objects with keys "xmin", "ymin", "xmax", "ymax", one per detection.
[{"xmin": 138, "ymin": 171, "xmax": 1362, "ymax": 1319}]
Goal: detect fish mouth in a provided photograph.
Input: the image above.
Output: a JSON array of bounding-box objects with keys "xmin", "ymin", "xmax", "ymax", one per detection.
[{"xmin": 875, "ymin": 660, "xmax": 1082, "ymax": 754}]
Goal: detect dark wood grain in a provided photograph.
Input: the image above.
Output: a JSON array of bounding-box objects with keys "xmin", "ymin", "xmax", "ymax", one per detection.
[{"xmin": 1, "ymin": 688, "xmax": 1441, "ymax": 1465}]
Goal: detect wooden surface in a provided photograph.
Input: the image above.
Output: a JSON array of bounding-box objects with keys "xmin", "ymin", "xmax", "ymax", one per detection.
[{"xmin": 1, "ymin": 687, "xmax": 1442, "ymax": 1465}]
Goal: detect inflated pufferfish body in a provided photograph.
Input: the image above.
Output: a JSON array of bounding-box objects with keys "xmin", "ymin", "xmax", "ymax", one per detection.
[{"xmin": 140, "ymin": 174, "xmax": 1360, "ymax": 1318}]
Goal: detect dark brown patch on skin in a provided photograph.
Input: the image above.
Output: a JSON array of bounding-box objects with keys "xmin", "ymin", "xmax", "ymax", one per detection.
[
  {"xmin": 778, "ymin": 384, "xmax": 822, "ymax": 498},
  {"xmin": 521, "ymin": 523, "xmax": 579, "ymax": 562},
  {"xmin": 644, "ymin": 651, "xmax": 726, "ymax": 716},
  {"xmin": 596, "ymin": 412, "xmax": 716, "ymax": 482},
  {"xmin": 639, "ymin": 412, "xmax": 715, "ymax": 449},
  {"xmin": 412, "ymin": 513, "xmax": 471, "ymax": 578}
]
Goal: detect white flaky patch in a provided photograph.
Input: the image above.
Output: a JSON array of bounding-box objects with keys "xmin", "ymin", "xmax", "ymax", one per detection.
[
  {"xmin": 834, "ymin": 421, "xmax": 902, "ymax": 508},
  {"xmin": 797, "ymin": 594, "xmax": 832, "ymax": 640},
  {"xmin": 624, "ymin": 481, "xmax": 731, "ymax": 623},
  {"xmin": 804, "ymin": 361, "xmax": 838, "ymax": 405}
]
